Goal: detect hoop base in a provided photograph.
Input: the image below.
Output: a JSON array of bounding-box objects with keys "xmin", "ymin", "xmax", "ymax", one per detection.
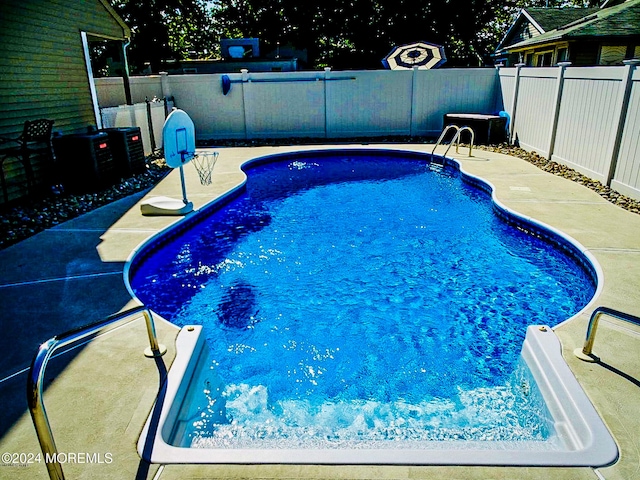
[{"xmin": 140, "ymin": 196, "xmax": 193, "ymax": 216}]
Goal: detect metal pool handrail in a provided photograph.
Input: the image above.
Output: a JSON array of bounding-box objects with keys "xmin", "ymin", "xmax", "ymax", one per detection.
[
  {"xmin": 574, "ymin": 306, "xmax": 640, "ymax": 362},
  {"xmin": 27, "ymin": 305, "xmax": 167, "ymax": 480},
  {"xmin": 430, "ymin": 124, "xmax": 475, "ymax": 170},
  {"xmin": 431, "ymin": 124, "xmax": 460, "ymax": 157},
  {"xmin": 443, "ymin": 126, "xmax": 475, "ymax": 158}
]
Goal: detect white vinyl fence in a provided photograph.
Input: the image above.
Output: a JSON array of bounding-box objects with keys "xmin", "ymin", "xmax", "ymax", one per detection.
[
  {"xmin": 96, "ymin": 68, "xmax": 502, "ymax": 142},
  {"xmin": 498, "ymin": 61, "xmax": 640, "ymax": 200},
  {"xmin": 96, "ymin": 63, "xmax": 640, "ymax": 200}
]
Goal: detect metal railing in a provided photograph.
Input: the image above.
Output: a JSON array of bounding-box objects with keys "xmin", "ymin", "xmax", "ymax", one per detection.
[
  {"xmin": 443, "ymin": 126, "xmax": 475, "ymax": 158},
  {"xmin": 574, "ymin": 306, "xmax": 640, "ymax": 362},
  {"xmin": 430, "ymin": 124, "xmax": 475, "ymax": 170},
  {"xmin": 431, "ymin": 124, "xmax": 460, "ymax": 157},
  {"xmin": 27, "ymin": 305, "xmax": 167, "ymax": 480}
]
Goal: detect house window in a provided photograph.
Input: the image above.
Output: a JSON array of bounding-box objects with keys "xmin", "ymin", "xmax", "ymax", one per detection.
[
  {"xmin": 525, "ymin": 53, "xmax": 534, "ymax": 66},
  {"xmin": 556, "ymin": 48, "xmax": 568, "ymax": 64},
  {"xmin": 535, "ymin": 51, "xmax": 553, "ymax": 66},
  {"xmin": 599, "ymin": 46, "xmax": 626, "ymax": 65}
]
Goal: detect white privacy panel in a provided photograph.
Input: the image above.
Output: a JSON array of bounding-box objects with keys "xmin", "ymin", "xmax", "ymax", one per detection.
[{"xmin": 552, "ymin": 74, "xmax": 621, "ymax": 180}]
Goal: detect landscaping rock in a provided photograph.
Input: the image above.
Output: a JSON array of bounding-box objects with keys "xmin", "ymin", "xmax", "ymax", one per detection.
[
  {"xmin": 479, "ymin": 143, "xmax": 640, "ymax": 215},
  {"xmin": 0, "ymin": 157, "xmax": 170, "ymax": 250}
]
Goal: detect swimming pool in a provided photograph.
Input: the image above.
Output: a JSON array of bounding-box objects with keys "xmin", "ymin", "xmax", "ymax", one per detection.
[{"xmin": 129, "ymin": 149, "xmax": 616, "ymax": 465}]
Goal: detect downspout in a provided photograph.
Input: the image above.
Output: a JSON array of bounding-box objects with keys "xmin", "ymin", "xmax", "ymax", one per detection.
[{"xmin": 121, "ymin": 39, "xmax": 133, "ymax": 105}]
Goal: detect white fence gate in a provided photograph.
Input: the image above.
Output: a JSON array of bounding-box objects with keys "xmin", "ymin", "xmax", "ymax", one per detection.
[{"xmin": 100, "ymin": 99, "xmax": 172, "ymax": 156}]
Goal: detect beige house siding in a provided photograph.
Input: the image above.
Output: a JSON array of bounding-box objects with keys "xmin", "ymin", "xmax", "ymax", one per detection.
[
  {"xmin": 510, "ymin": 21, "xmax": 542, "ymax": 46},
  {"xmin": 0, "ymin": 0, "xmax": 128, "ymax": 202}
]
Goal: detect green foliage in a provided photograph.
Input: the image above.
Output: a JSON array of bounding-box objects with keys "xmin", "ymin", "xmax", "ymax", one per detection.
[
  {"xmin": 111, "ymin": 0, "xmax": 605, "ymax": 71},
  {"xmin": 215, "ymin": 0, "xmax": 517, "ymax": 68},
  {"xmin": 112, "ymin": 0, "xmax": 220, "ymax": 73}
]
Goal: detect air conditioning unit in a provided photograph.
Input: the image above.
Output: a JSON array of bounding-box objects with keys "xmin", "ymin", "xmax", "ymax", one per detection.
[
  {"xmin": 53, "ymin": 132, "xmax": 117, "ymax": 192},
  {"xmin": 101, "ymin": 127, "xmax": 145, "ymax": 176}
]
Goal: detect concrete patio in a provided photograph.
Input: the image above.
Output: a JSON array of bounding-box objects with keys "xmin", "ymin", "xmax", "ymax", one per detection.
[{"xmin": 0, "ymin": 144, "xmax": 639, "ymax": 479}]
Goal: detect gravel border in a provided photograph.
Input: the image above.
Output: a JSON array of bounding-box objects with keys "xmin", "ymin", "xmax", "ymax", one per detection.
[
  {"xmin": 0, "ymin": 158, "xmax": 170, "ymax": 250},
  {"xmin": 478, "ymin": 144, "xmax": 640, "ymax": 214},
  {"xmin": 1, "ymin": 141, "xmax": 638, "ymax": 250}
]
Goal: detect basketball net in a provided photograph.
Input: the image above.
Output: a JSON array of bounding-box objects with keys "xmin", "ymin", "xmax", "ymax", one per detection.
[{"xmin": 192, "ymin": 152, "xmax": 219, "ymax": 185}]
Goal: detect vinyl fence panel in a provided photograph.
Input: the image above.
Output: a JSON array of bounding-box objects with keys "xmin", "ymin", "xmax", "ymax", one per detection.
[
  {"xmin": 243, "ymin": 71, "xmax": 326, "ymax": 138},
  {"xmin": 98, "ymin": 69, "xmax": 500, "ymax": 141},
  {"xmin": 97, "ymin": 65, "xmax": 640, "ymax": 201},
  {"xmin": 168, "ymin": 74, "xmax": 247, "ymax": 140},
  {"xmin": 95, "ymin": 76, "xmax": 164, "ymax": 107},
  {"xmin": 413, "ymin": 69, "xmax": 501, "ymax": 136},
  {"xmin": 100, "ymin": 100, "xmax": 169, "ymax": 155},
  {"xmin": 326, "ymin": 70, "xmax": 412, "ymax": 138},
  {"xmin": 498, "ymin": 63, "xmax": 640, "ymax": 200},
  {"xmin": 552, "ymin": 68, "xmax": 623, "ymax": 181},
  {"xmin": 611, "ymin": 68, "xmax": 640, "ymax": 198},
  {"xmin": 511, "ymin": 68, "xmax": 557, "ymax": 157},
  {"xmin": 498, "ymin": 69, "xmax": 516, "ymax": 115}
]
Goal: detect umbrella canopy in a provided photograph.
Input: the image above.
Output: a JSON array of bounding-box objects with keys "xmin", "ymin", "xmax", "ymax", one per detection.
[{"xmin": 382, "ymin": 41, "xmax": 447, "ymax": 70}]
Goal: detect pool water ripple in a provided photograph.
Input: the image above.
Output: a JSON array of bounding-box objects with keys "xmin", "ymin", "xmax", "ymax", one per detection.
[{"xmin": 129, "ymin": 153, "xmax": 596, "ymax": 447}]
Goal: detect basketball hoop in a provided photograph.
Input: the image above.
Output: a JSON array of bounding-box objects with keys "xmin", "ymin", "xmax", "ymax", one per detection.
[
  {"xmin": 140, "ymin": 108, "xmax": 197, "ymax": 216},
  {"xmin": 192, "ymin": 151, "xmax": 219, "ymax": 185}
]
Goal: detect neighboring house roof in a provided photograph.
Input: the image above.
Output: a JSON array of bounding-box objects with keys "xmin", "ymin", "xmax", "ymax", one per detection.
[
  {"xmin": 525, "ymin": 7, "xmax": 600, "ymax": 32},
  {"xmin": 495, "ymin": 0, "xmax": 640, "ymax": 53}
]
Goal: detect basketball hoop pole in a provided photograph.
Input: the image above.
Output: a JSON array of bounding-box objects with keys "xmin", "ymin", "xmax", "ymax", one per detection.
[{"xmin": 179, "ymin": 151, "xmax": 191, "ymax": 205}]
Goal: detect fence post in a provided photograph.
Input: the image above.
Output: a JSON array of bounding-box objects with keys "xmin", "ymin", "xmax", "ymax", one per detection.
[
  {"xmin": 241, "ymin": 69, "xmax": 250, "ymax": 139},
  {"xmin": 547, "ymin": 62, "xmax": 571, "ymax": 160},
  {"xmin": 160, "ymin": 72, "xmax": 171, "ymax": 101},
  {"xmin": 410, "ymin": 66, "xmax": 419, "ymax": 137},
  {"xmin": 509, "ymin": 63, "xmax": 525, "ymax": 144},
  {"xmin": 494, "ymin": 63, "xmax": 503, "ymax": 114},
  {"xmin": 324, "ymin": 67, "xmax": 331, "ymax": 138},
  {"xmin": 604, "ymin": 59, "xmax": 640, "ymax": 186}
]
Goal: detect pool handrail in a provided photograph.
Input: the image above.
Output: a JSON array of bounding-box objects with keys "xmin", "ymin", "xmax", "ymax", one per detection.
[
  {"xmin": 574, "ymin": 306, "xmax": 640, "ymax": 362},
  {"xmin": 431, "ymin": 124, "xmax": 460, "ymax": 157},
  {"xmin": 443, "ymin": 126, "xmax": 475, "ymax": 158},
  {"xmin": 27, "ymin": 305, "xmax": 166, "ymax": 480},
  {"xmin": 431, "ymin": 124, "xmax": 475, "ymax": 169}
]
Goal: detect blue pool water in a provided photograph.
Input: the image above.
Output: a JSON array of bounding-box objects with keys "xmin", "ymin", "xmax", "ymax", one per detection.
[{"xmin": 129, "ymin": 151, "xmax": 596, "ymax": 448}]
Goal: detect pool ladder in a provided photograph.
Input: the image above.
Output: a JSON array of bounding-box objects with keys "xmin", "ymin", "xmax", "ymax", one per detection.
[
  {"xmin": 430, "ymin": 124, "xmax": 475, "ymax": 170},
  {"xmin": 27, "ymin": 305, "xmax": 167, "ymax": 480}
]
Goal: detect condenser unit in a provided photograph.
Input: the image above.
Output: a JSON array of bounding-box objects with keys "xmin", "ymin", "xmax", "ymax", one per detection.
[
  {"xmin": 102, "ymin": 127, "xmax": 146, "ymax": 176},
  {"xmin": 53, "ymin": 132, "xmax": 116, "ymax": 192}
]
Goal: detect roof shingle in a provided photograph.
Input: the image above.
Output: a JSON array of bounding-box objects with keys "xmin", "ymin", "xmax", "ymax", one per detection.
[
  {"xmin": 526, "ymin": 7, "xmax": 600, "ymax": 32},
  {"xmin": 503, "ymin": 0, "xmax": 640, "ymax": 50}
]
